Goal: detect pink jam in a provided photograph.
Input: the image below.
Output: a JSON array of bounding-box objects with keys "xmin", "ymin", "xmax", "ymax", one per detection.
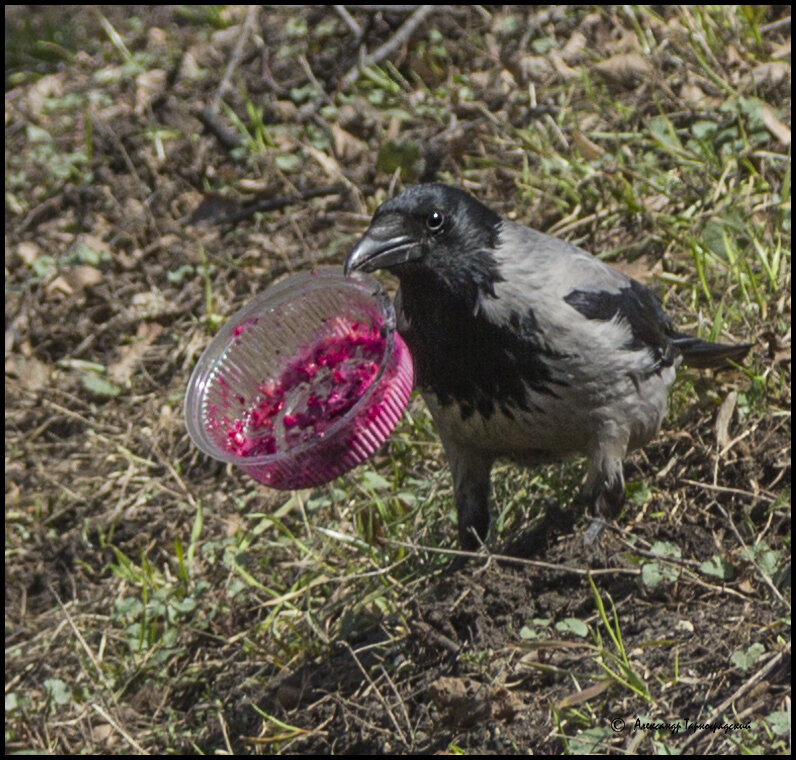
[{"xmin": 209, "ymin": 320, "xmax": 386, "ymax": 458}]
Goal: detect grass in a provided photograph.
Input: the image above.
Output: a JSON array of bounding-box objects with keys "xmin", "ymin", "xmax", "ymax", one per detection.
[{"xmin": 5, "ymin": 5, "xmax": 790, "ymax": 755}]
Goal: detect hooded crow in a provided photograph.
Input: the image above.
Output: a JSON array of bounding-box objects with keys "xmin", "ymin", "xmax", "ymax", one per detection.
[{"xmin": 344, "ymin": 183, "xmax": 750, "ymax": 554}]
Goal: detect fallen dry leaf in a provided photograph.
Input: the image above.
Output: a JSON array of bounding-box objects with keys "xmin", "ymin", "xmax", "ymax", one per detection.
[
  {"xmin": 609, "ymin": 255, "xmax": 661, "ymax": 282},
  {"xmin": 332, "ymin": 123, "xmax": 367, "ymax": 163},
  {"xmin": 6, "ymin": 354, "xmax": 51, "ymax": 393},
  {"xmin": 557, "ymin": 678, "xmax": 614, "ymax": 709},
  {"xmin": 517, "ymin": 54, "xmax": 554, "ymax": 82},
  {"xmin": 134, "ymin": 69, "xmax": 167, "ymax": 116},
  {"xmin": 560, "ymin": 30, "xmax": 588, "ymax": 64},
  {"xmin": 129, "ymin": 290, "xmax": 170, "ymax": 320},
  {"xmin": 46, "ymin": 275, "xmax": 74, "ymax": 297},
  {"xmin": 745, "ymin": 62, "xmax": 791, "ymax": 90},
  {"xmin": 429, "ymin": 676, "xmax": 521, "ymax": 726},
  {"xmin": 15, "ymin": 241, "xmax": 42, "ymax": 266},
  {"xmin": 760, "ymin": 104, "xmax": 791, "ymax": 146},
  {"xmin": 715, "ymin": 390, "xmax": 738, "ymax": 450},
  {"xmin": 109, "ymin": 322, "xmax": 163, "ymax": 387},
  {"xmin": 572, "ymin": 130, "xmax": 604, "ymax": 160},
  {"xmin": 593, "ymin": 52, "xmax": 653, "ymax": 88},
  {"xmin": 26, "ymin": 73, "xmax": 64, "ymax": 117},
  {"xmin": 680, "ymin": 81, "xmax": 721, "ymax": 109},
  {"xmin": 64, "ymin": 265, "xmax": 103, "ymax": 291}
]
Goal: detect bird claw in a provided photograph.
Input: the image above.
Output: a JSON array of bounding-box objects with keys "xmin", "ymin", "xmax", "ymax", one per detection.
[{"xmin": 583, "ymin": 517, "xmax": 607, "ymax": 547}]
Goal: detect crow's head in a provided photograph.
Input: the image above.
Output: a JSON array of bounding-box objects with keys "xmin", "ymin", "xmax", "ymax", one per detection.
[{"xmin": 344, "ymin": 183, "xmax": 503, "ymax": 299}]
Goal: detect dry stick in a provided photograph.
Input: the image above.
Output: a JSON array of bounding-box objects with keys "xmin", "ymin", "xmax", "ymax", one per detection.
[
  {"xmin": 198, "ymin": 107, "xmax": 242, "ymax": 151},
  {"xmin": 679, "ymin": 651, "xmax": 786, "ymax": 752},
  {"xmin": 680, "ymin": 478, "xmax": 777, "ymax": 503},
  {"xmin": 341, "ymin": 5, "xmax": 436, "ymax": 89},
  {"xmin": 50, "ymin": 587, "xmax": 116, "ymax": 697},
  {"xmin": 217, "ymin": 184, "xmax": 347, "ymax": 225},
  {"xmin": 298, "ymin": 54, "xmax": 336, "ymax": 108},
  {"xmin": 712, "ymin": 501, "xmax": 789, "ymax": 609},
  {"xmin": 89, "ymin": 113, "xmax": 159, "ymax": 234},
  {"xmin": 342, "ymin": 642, "xmax": 410, "ymax": 747},
  {"xmin": 199, "ymin": 5, "xmax": 259, "ymax": 152},
  {"xmin": 209, "ymin": 5, "xmax": 259, "ymax": 114},
  {"xmin": 51, "ymin": 589, "xmax": 148, "ymax": 754},
  {"xmin": 91, "ymin": 703, "xmax": 149, "ymax": 755},
  {"xmin": 390, "ymin": 539, "xmax": 640, "ymax": 577},
  {"xmin": 392, "ymin": 539, "xmax": 756, "ymax": 601},
  {"xmin": 334, "ymin": 5, "xmax": 363, "ymax": 42}
]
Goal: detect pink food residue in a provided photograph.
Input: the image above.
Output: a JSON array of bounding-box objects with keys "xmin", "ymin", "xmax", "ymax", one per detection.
[{"xmin": 211, "ymin": 320, "xmax": 387, "ymax": 458}]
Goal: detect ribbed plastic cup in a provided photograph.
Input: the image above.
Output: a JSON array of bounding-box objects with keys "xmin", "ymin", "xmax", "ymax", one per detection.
[{"xmin": 184, "ymin": 268, "xmax": 413, "ymax": 489}]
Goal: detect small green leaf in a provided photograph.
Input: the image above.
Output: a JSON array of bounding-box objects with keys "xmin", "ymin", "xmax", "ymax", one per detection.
[
  {"xmin": 741, "ymin": 543, "xmax": 783, "ymax": 577},
  {"xmin": 569, "ymin": 726, "xmax": 611, "ymax": 755},
  {"xmin": 642, "ymin": 561, "xmax": 664, "ymax": 588},
  {"xmin": 44, "ymin": 678, "xmax": 72, "ymax": 707},
  {"xmin": 170, "ymin": 597, "xmax": 197, "ymax": 614},
  {"xmin": 26, "ymin": 124, "xmax": 53, "ymax": 143},
  {"xmin": 627, "ymin": 481, "xmax": 652, "ymax": 506},
  {"xmin": 730, "ymin": 642, "xmax": 766, "ymax": 671},
  {"xmin": 531, "ymin": 37, "xmax": 556, "ymax": 55},
  {"xmin": 167, "ymin": 264, "xmax": 194, "ymax": 283},
  {"xmin": 114, "ymin": 596, "xmax": 143, "ymax": 621},
  {"xmin": 6, "ymin": 692, "xmax": 24, "ymax": 713},
  {"xmin": 31, "ymin": 255, "xmax": 57, "ymax": 279},
  {"xmin": 692, "ymin": 120, "xmax": 719, "ymax": 140},
  {"xmin": 648, "ymin": 115, "xmax": 683, "ymax": 153},
  {"xmin": 285, "ymin": 16, "xmax": 308, "ymax": 38},
  {"xmin": 699, "ymin": 555, "xmax": 734, "ymax": 580},
  {"xmin": 555, "ymin": 617, "xmax": 589, "ymax": 637},
  {"xmin": 81, "ymin": 373, "xmax": 122, "ymax": 398},
  {"xmin": 649, "ymin": 540, "xmax": 681, "ymax": 560},
  {"xmin": 275, "ymin": 153, "xmax": 303, "ymax": 172},
  {"xmin": 360, "ymin": 470, "xmax": 391, "ymax": 492},
  {"xmin": 66, "ymin": 239, "xmax": 110, "ymax": 266},
  {"xmin": 766, "ymin": 709, "xmax": 791, "ymax": 736}
]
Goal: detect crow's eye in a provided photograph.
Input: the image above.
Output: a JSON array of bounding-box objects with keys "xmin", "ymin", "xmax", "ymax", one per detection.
[{"xmin": 426, "ymin": 210, "xmax": 445, "ymax": 232}]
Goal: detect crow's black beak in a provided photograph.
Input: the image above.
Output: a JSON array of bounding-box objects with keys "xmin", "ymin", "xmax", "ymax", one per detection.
[{"xmin": 344, "ymin": 215, "xmax": 421, "ymax": 275}]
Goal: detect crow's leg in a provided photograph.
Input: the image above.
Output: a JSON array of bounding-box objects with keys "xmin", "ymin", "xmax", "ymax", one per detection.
[
  {"xmin": 583, "ymin": 424, "xmax": 628, "ymax": 546},
  {"xmin": 441, "ymin": 437, "xmax": 494, "ymax": 553}
]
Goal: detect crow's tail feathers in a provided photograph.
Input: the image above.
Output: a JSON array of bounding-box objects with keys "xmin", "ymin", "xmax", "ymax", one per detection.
[{"xmin": 671, "ymin": 333, "xmax": 752, "ymax": 369}]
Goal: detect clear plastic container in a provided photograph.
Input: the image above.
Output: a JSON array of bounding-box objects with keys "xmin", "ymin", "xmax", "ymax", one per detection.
[{"xmin": 184, "ymin": 268, "xmax": 413, "ymax": 489}]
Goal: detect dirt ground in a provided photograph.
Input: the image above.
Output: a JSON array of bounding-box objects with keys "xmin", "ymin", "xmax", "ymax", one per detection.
[{"xmin": 5, "ymin": 6, "xmax": 791, "ymax": 755}]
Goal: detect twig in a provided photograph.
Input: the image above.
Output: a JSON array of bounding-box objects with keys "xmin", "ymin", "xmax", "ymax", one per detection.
[
  {"xmin": 199, "ymin": 6, "xmax": 259, "ymax": 153},
  {"xmin": 91, "ymin": 703, "xmax": 149, "ymax": 755},
  {"xmin": 89, "ymin": 112, "xmax": 159, "ymax": 231},
  {"xmin": 216, "ymin": 184, "xmax": 346, "ymax": 226},
  {"xmin": 342, "ymin": 641, "xmax": 409, "ymax": 747},
  {"xmin": 341, "ymin": 5, "xmax": 436, "ymax": 89},
  {"xmin": 389, "ymin": 539, "xmax": 641, "ymax": 577},
  {"xmin": 209, "ymin": 5, "xmax": 259, "ymax": 114},
  {"xmin": 334, "ymin": 5, "xmax": 363, "ymax": 42},
  {"xmin": 679, "ymin": 651, "xmax": 786, "ymax": 752},
  {"xmin": 16, "ymin": 194, "xmax": 63, "ymax": 234},
  {"xmin": 50, "ymin": 587, "xmax": 116, "ymax": 696},
  {"xmin": 711, "ymin": 502, "xmax": 789, "ymax": 608},
  {"xmin": 759, "ymin": 16, "xmax": 791, "ymax": 35},
  {"xmin": 411, "ymin": 620, "xmax": 460, "ymax": 655},
  {"xmin": 298, "ymin": 54, "xmax": 335, "ymax": 108},
  {"xmin": 680, "ymin": 478, "xmax": 776, "ymax": 503},
  {"xmin": 198, "ymin": 106, "xmax": 242, "ymax": 151}
]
